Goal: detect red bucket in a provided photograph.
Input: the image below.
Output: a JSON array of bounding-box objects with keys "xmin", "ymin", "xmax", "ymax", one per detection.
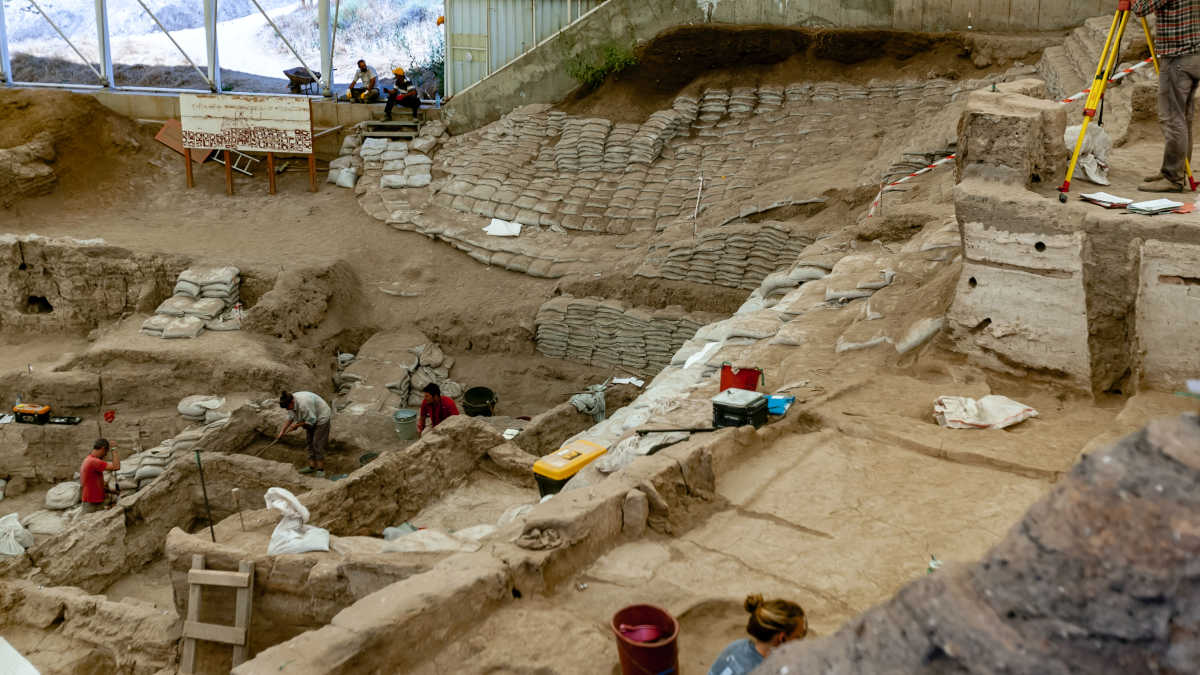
[
  {"xmin": 720, "ymin": 363, "xmax": 764, "ymax": 392},
  {"xmin": 612, "ymin": 604, "xmax": 679, "ymax": 675}
]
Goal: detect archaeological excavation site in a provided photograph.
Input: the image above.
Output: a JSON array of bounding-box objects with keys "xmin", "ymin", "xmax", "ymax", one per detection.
[{"xmin": 1, "ymin": 1, "xmax": 1199, "ymax": 673}]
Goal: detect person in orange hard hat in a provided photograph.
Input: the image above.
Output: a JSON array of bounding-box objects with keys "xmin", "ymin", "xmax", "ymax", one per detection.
[{"xmin": 384, "ymin": 66, "xmax": 421, "ymax": 121}]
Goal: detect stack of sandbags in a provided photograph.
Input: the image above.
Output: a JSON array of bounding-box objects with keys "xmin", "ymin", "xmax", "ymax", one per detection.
[
  {"xmin": 602, "ymin": 123, "xmax": 637, "ymax": 172},
  {"xmin": 577, "ymin": 118, "xmax": 612, "ymax": 172},
  {"xmin": 113, "ymin": 445, "xmax": 176, "ymax": 491},
  {"xmin": 755, "ymin": 86, "xmax": 783, "ymax": 113},
  {"xmin": 695, "ymin": 89, "xmax": 729, "ymax": 128},
  {"xmin": 178, "ymin": 394, "xmax": 225, "ymax": 423},
  {"xmin": 176, "ymin": 266, "xmax": 240, "ymax": 308},
  {"xmin": 554, "ymin": 118, "xmax": 585, "ymax": 172},
  {"xmin": 630, "ymin": 110, "xmax": 686, "ymax": 165},
  {"xmin": 533, "ymin": 295, "xmax": 711, "ymax": 373},
  {"xmin": 728, "ymin": 87, "xmax": 757, "ymax": 115}
]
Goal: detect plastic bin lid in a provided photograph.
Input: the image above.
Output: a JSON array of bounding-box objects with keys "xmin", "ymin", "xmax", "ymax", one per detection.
[{"xmin": 711, "ymin": 388, "xmax": 766, "ymax": 407}]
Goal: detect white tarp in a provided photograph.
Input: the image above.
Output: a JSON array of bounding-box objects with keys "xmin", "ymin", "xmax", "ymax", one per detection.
[
  {"xmin": 933, "ymin": 395, "xmax": 1038, "ymax": 430},
  {"xmin": 0, "ymin": 637, "xmax": 39, "ymax": 675},
  {"xmin": 1064, "ymin": 124, "xmax": 1112, "ymax": 186},
  {"xmin": 264, "ymin": 487, "xmax": 330, "ymax": 555},
  {"xmin": 483, "ymin": 219, "xmax": 522, "ymax": 237}
]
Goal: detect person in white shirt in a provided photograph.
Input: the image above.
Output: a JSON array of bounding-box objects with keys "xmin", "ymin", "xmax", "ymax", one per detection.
[
  {"xmin": 346, "ymin": 59, "xmax": 379, "ymax": 102},
  {"xmin": 277, "ymin": 390, "xmax": 333, "ymax": 477}
]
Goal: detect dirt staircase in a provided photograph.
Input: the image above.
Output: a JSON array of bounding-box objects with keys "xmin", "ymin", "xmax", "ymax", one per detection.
[{"xmin": 1036, "ymin": 15, "xmax": 1151, "ymax": 101}]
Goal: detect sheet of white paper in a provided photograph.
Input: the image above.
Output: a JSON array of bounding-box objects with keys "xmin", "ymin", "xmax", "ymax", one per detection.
[
  {"xmin": 613, "ymin": 376, "xmax": 645, "ymax": 388},
  {"xmin": 483, "ymin": 218, "xmax": 522, "ymax": 236},
  {"xmin": 1080, "ymin": 192, "xmax": 1132, "ymax": 205}
]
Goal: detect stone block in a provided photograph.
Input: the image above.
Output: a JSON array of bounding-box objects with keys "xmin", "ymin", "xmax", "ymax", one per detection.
[
  {"xmin": 957, "ymin": 90, "xmax": 1067, "ymax": 187},
  {"xmin": 622, "ymin": 489, "xmax": 648, "ymax": 538},
  {"xmin": 1136, "ymin": 240, "xmax": 1200, "ymax": 390}
]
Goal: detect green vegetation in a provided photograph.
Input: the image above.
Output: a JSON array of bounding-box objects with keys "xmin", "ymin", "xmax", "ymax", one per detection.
[{"xmin": 565, "ymin": 43, "xmax": 638, "ymax": 90}]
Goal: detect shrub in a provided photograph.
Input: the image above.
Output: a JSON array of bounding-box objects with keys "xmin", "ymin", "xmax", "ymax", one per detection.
[{"xmin": 565, "ymin": 43, "xmax": 637, "ymax": 90}]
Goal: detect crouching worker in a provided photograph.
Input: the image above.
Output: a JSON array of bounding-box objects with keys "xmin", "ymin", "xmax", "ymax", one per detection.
[
  {"xmin": 384, "ymin": 67, "xmax": 421, "ymax": 121},
  {"xmin": 277, "ymin": 390, "xmax": 332, "ymax": 478},
  {"xmin": 418, "ymin": 383, "xmax": 459, "ymax": 435},
  {"xmin": 708, "ymin": 595, "xmax": 807, "ymax": 675},
  {"xmin": 80, "ymin": 438, "xmax": 119, "ymax": 513}
]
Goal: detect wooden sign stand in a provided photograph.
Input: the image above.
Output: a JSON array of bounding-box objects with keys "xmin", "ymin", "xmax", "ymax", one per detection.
[{"xmin": 180, "ymin": 95, "xmax": 318, "ymax": 196}]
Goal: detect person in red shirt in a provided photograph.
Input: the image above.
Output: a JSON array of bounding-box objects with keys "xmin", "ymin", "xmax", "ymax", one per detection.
[
  {"xmin": 417, "ymin": 383, "xmax": 459, "ymax": 434},
  {"xmin": 79, "ymin": 438, "xmax": 119, "ymax": 513}
]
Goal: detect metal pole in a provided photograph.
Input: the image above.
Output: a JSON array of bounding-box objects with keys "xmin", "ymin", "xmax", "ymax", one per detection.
[
  {"xmin": 0, "ymin": 0, "xmax": 12, "ymax": 85},
  {"xmin": 132, "ymin": 0, "xmax": 213, "ymax": 90},
  {"xmin": 193, "ymin": 450, "xmax": 216, "ymax": 543},
  {"xmin": 247, "ymin": 0, "xmax": 320, "ymax": 88},
  {"xmin": 95, "ymin": 0, "xmax": 115, "ymax": 87},
  {"xmin": 204, "ymin": 0, "xmax": 221, "ymax": 92},
  {"xmin": 25, "ymin": 0, "xmax": 106, "ymax": 84},
  {"xmin": 318, "ymin": 0, "xmax": 331, "ymax": 96},
  {"xmin": 529, "ymin": 0, "xmax": 535, "ymax": 53}
]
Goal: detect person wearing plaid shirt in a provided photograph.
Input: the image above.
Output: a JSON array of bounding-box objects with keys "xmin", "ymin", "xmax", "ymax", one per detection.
[{"xmin": 1134, "ymin": 0, "xmax": 1200, "ymax": 192}]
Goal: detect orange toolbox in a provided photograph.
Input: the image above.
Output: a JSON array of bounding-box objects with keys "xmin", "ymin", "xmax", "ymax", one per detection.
[{"xmin": 13, "ymin": 403, "xmax": 51, "ymax": 425}]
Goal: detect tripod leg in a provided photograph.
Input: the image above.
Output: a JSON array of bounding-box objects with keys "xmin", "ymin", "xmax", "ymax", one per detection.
[{"xmin": 1059, "ymin": 11, "xmax": 1132, "ymax": 200}]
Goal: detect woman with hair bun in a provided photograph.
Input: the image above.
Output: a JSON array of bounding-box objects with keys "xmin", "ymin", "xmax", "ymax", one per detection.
[{"xmin": 707, "ymin": 594, "xmax": 807, "ymax": 675}]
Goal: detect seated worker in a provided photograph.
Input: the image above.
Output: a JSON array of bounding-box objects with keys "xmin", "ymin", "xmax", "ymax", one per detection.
[
  {"xmin": 345, "ymin": 59, "xmax": 379, "ymax": 103},
  {"xmin": 708, "ymin": 595, "xmax": 807, "ymax": 675},
  {"xmin": 383, "ymin": 67, "xmax": 421, "ymax": 121},
  {"xmin": 417, "ymin": 383, "xmax": 459, "ymax": 434}
]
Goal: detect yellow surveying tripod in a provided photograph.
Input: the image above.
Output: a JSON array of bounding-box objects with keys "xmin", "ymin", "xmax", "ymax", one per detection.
[{"xmin": 1058, "ymin": 0, "xmax": 1198, "ymax": 202}]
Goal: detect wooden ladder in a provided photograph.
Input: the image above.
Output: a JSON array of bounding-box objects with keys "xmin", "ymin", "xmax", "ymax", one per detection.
[
  {"xmin": 209, "ymin": 149, "xmax": 260, "ymax": 176},
  {"xmin": 180, "ymin": 554, "xmax": 255, "ymax": 674}
]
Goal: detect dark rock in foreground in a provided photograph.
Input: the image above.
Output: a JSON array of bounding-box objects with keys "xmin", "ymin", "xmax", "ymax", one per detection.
[{"xmin": 758, "ymin": 414, "xmax": 1200, "ymax": 675}]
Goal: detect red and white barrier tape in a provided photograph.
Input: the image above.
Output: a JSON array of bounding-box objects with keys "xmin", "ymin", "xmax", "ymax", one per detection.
[
  {"xmin": 868, "ymin": 154, "xmax": 957, "ymax": 216},
  {"xmin": 867, "ymin": 58, "xmax": 1156, "ymax": 216},
  {"xmin": 1059, "ymin": 57, "xmax": 1155, "ymax": 104}
]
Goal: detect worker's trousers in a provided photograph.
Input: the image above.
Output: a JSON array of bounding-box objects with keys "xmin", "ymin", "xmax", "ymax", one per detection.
[{"xmin": 1158, "ymin": 53, "xmax": 1200, "ymax": 185}]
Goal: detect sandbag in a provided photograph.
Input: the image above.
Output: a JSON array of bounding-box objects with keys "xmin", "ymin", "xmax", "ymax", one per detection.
[
  {"xmin": 265, "ymin": 487, "xmax": 330, "ymax": 555},
  {"xmin": 162, "ymin": 316, "xmax": 206, "ymax": 339},
  {"xmin": 454, "ymin": 524, "xmax": 497, "ymax": 541},
  {"xmin": 173, "ymin": 279, "xmax": 202, "ymax": 297},
  {"xmin": 45, "ymin": 481, "xmax": 81, "ymax": 510},
  {"xmin": 154, "ymin": 295, "xmax": 194, "ymax": 317},
  {"xmin": 380, "ymin": 529, "xmax": 480, "ymax": 553},
  {"xmin": 0, "ymin": 513, "xmax": 33, "ymax": 556},
  {"xmin": 178, "ymin": 266, "xmax": 240, "ymax": 288},
  {"xmin": 141, "ymin": 314, "xmax": 171, "ymax": 336},
  {"xmin": 933, "ymin": 395, "xmax": 1038, "ymax": 430},
  {"xmin": 182, "ymin": 298, "xmax": 226, "ymax": 321},
  {"xmin": 336, "ymin": 168, "xmax": 359, "ymax": 188},
  {"xmin": 134, "ymin": 465, "xmax": 164, "ymax": 481},
  {"xmin": 178, "ymin": 395, "xmax": 224, "ymax": 419},
  {"xmin": 20, "ymin": 509, "xmax": 68, "ymax": 536}
]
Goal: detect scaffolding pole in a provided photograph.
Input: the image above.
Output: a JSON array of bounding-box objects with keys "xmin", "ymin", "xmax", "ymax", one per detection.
[
  {"xmin": 24, "ymin": 0, "xmax": 106, "ymax": 84},
  {"xmin": 132, "ymin": 0, "xmax": 214, "ymax": 90},
  {"xmin": 95, "ymin": 0, "xmax": 114, "ymax": 87},
  {"xmin": 247, "ymin": 0, "xmax": 320, "ymax": 89},
  {"xmin": 0, "ymin": 1, "xmax": 11, "ymax": 85},
  {"xmin": 318, "ymin": 0, "xmax": 331, "ymax": 97},
  {"xmin": 204, "ymin": 0, "xmax": 222, "ymax": 92}
]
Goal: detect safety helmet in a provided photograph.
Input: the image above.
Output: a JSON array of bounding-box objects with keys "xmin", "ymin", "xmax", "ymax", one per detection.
[{"xmin": 392, "ymin": 67, "xmax": 405, "ymax": 77}]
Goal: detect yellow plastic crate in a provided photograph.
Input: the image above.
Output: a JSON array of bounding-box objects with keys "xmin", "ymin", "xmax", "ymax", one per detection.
[{"xmin": 533, "ymin": 439, "xmax": 607, "ymax": 496}]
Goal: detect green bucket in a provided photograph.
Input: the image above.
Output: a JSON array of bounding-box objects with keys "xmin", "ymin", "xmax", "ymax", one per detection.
[{"xmin": 393, "ymin": 408, "xmax": 418, "ymax": 440}]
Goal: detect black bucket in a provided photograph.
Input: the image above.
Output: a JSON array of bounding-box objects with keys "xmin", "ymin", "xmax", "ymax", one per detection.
[{"xmin": 463, "ymin": 387, "xmax": 497, "ymax": 417}]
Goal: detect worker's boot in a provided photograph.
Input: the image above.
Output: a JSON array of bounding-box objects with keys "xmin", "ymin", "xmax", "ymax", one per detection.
[
  {"xmin": 1138, "ymin": 177, "xmax": 1184, "ymax": 193},
  {"xmin": 383, "ymin": 113, "xmax": 392, "ymax": 121}
]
